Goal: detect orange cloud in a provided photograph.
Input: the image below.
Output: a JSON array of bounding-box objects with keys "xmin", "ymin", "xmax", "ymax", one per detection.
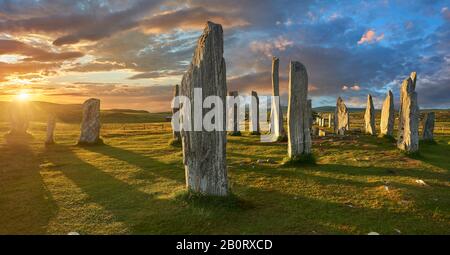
[
  {"xmin": 140, "ymin": 7, "xmax": 249, "ymax": 34},
  {"xmin": 357, "ymin": 29, "xmax": 384, "ymax": 45}
]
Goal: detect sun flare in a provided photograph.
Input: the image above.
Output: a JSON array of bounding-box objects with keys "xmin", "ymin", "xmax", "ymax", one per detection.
[{"xmin": 17, "ymin": 92, "xmax": 30, "ymax": 101}]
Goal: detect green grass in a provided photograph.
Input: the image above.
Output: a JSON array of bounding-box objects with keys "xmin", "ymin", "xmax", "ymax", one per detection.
[{"xmin": 0, "ymin": 113, "xmax": 449, "ymax": 234}]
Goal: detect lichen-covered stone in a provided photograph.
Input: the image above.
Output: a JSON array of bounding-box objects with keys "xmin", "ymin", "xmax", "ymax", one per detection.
[
  {"xmin": 380, "ymin": 90, "xmax": 394, "ymax": 136},
  {"xmin": 250, "ymin": 91, "xmax": 260, "ymax": 134},
  {"xmin": 269, "ymin": 57, "xmax": 285, "ymax": 140},
  {"xmin": 287, "ymin": 61, "xmax": 311, "ymax": 158},
  {"xmin": 364, "ymin": 94, "xmax": 376, "ymax": 135},
  {"xmin": 422, "ymin": 112, "xmax": 435, "ymax": 141},
  {"xmin": 171, "ymin": 84, "xmax": 181, "ymax": 142},
  {"xmin": 397, "ymin": 72, "xmax": 419, "ymax": 153},
  {"xmin": 180, "ymin": 21, "xmax": 228, "ymax": 196},
  {"xmin": 334, "ymin": 97, "xmax": 349, "ymax": 135},
  {"xmin": 8, "ymin": 101, "xmax": 30, "ymax": 136},
  {"xmin": 78, "ymin": 98, "xmax": 101, "ymax": 145},
  {"xmin": 45, "ymin": 115, "xmax": 56, "ymax": 144}
]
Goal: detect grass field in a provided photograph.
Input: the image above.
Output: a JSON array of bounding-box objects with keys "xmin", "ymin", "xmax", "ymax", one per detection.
[{"xmin": 0, "ymin": 110, "xmax": 449, "ymax": 234}]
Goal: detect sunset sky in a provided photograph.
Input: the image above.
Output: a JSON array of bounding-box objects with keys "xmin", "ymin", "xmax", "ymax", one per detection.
[{"xmin": 0, "ymin": 0, "xmax": 449, "ymax": 112}]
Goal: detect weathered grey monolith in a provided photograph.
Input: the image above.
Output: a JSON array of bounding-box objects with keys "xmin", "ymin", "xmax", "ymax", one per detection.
[
  {"xmin": 78, "ymin": 98, "xmax": 101, "ymax": 145},
  {"xmin": 8, "ymin": 101, "xmax": 30, "ymax": 136},
  {"xmin": 171, "ymin": 84, "xmax": 181, "ymax": 142},
  {"xmin": 287, "ymin": 61, "xmax": 311, "ymax": 158},
  {"xmin": 397, "ymin": 72, "xmax": 419, "ymax": 153},
  {"xmin": 328, "ymin": 113, "xmax": 332, "ymax": 128},
  {"xmin": 180, "ymin": 21, "xmax": 228, "ymax": 196},
  {"xmin": 307, "ymin": 99, "xmax": 313, "ymax": 131},
  {"xmin": 45, "ymin": 115, "xmax": 56, "ymax": 144},
  {"xmin": 422, "ymin": 112, "xmax": 435, "ymax": 141},
  {"xmin": 334, "ymin": 97, "xmax": 349, "ymax": 135},
  {"xmin": 270, "ymin": 57, "xmax": 285, "ymax": 141},
  {"xmin": 228, "ymin": 91, "xmax": 241, "ymax": 136},
  {"xmin": 250, "ymin": 91, "xmax": 260, "ymax": 134},
  {"xmin": 364, "ymin": 94, "xmax": 376, "ymax": 135},
  {"xmin": 380, "ymin": 90, "xmax": 394, "ymax": 137}
]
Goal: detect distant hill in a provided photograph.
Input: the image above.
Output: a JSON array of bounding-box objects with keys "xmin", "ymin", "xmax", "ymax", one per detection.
[
  {"xmin": 312, "ymin": 106, "xmax": 366, "ymax": 112},
  {"xmin": 0, "ymin": 101, "xmax": 170, "ymax": 123}
]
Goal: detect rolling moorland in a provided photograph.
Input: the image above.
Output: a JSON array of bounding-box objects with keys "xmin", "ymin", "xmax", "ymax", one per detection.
[{"xmin": 0, "ymin": 103, "xmax": 449, "ymax": 234}]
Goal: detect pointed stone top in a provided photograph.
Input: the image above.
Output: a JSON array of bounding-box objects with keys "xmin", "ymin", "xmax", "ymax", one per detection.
[
  {"xmin": 251, "ymin": 91, "xmax": 257, "ymax": 96},
  {"xmin": 85, "ymin": 98, "xmax": 100, "ymax": 103},
  {"xmin": 272, "ymin": 56, "xmax": 279, "ymax": 62},
  {"xmin": 410, "ymin": 71, "xmax": 417, "ymax": 83},
  {"xmin": 192, "ymin": 21, "xmax": 223, "ymax": 67}
]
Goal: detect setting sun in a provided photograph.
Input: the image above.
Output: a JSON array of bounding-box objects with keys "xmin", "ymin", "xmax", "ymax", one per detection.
[{"xmin": 16, "ymin": 92, "xmax": 30, "ymax": 101}]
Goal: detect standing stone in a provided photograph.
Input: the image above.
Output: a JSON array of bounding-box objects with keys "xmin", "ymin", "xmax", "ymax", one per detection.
[
  {"xmin": 180, "ymin": 21, "xmax": 228, "ymax": 196},
  {"xmin": 270, "ymin": 57, "xmax": 286, "ymax": 140},
  {"xmin": 8, "ymin": 101, "xmax": 30, "ymax": 136},
  {"xmin": 422, "ymin": 112, "xmax": 435, "ymax": 141},
  {"xmin": 45, "ymin": 115, "xmax": 56, "ymax": 145},
  {"xmin": 380, "ymin": 90, "xmax": 394, "ymax": 137},
  {"xmin": 364, "ymin": 94, "xmax": 376, "ymax": 135},
  {"xmin": 307, "ymin": 99, "xmax": 313, "ymax": 131},
  {"xmin": 334, "ymin": 97, "xmax": 349, "ymax": 135},
  {"xmin": 171, "ymin": 84, "xmax": 181, "ymax": 142},
  {"xmin": 287, "ymin": 61, "xmax": 311, "ymax": 158},
  {"xmin": 328, "ymin": 113, "xmax": 332, "ymax": 128},
  {"xmin": 250, "ymin": 91, "xmax": 260, "ymax": 134},
  {"xmin": 78, "ymin": 98, "xmax": 101, "ymax": 145},
  {"xmin": 228, "ymin": 91, "xmax": 241, "ymax": 135},
  {"xmin": 397, "ymin": 72, "xmax": 419, "ymax": 153}
]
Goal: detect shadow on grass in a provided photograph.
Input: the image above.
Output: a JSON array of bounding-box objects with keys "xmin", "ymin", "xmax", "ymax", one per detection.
[
  {"xmin": 82, "ymin": 143, "xmax": 185, "ymax": 184},
  {"xmin": 43, "ymin": 144, "xmax": 182, "ymax": 233},
  {"xmin": 417, "ymin": 139, "xmax": 450, "ymax": 171},
  {"xmin": 0, "ymin": 142, "xmax": 58, "ymax": 234}
]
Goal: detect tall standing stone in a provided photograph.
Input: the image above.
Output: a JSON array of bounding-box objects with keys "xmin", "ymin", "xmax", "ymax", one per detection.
[
  {"xmin": 422, "ymin": 112, "xmax": 435, "ymax": 141},
  {"xmin": 8, "ymin": 101, "xmax": 30, "ymax": 136},
  {"xmin": 287, "ymin": 61, "xmax": 311, "ymax": 158},
  {"xmin": 228, "ymin": 91, "xmax": 241, "ymax": 135},
  {"xmin": 380, "ymin": 90, "xmax": 394, "ymax": 137},
  {"xmin": 45, "ymin": 115, "xmax": 56, "ymax": 145},
  {"xmin": 171, "ymin": 84, "xmax": 181, "ymax": 142},
  {"xmin": 307, "ymin": 99, "xmax": 312, "ymax": 131},
  {"xmin": 397, "ymin": 72, "xmax": 419, "ymax": 153},
  {"xmin": 270, "ymin": 57, "xmax": 285, "ymax": 141},
  {"xmin": 328, "ymin": 113, "xmax": 332, "ymax": 128},
  {"xmin": 250, "ymin": 91, "xmax": 260, "ymax": 134},
  {"xmin": 364, "ymin": 94, "xmax": 376, "ymax": 135},
  {"xmin": 180, "ymin": 21, "xmax": 228, "ymax": 196},
  {"xmin": 78, "ymin": 98, "xmax": 101, "ymax": 145},
  {"xmin": 334, "ymin": 97, "xmax": 349, "ymax": 135}
]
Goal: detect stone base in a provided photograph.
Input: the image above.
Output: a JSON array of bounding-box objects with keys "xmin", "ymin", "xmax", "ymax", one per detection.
[
  {"xmin": 282, "ymin": 153, "xmax": 316, "ymax": 166},
  {"xmin": 77, "ymin": 138, "xmax": 104, "ymax": 146},
  {"xmin": 168, "ymin": 138, "xmax": 182, "ymax": 147},
  {"xmin": 275, "ymin": 134, "xmax": 288, "ymax": 142},
  {"xmin": 228, "ymin": 131, "xmax": 242, "ymax": 136}
]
